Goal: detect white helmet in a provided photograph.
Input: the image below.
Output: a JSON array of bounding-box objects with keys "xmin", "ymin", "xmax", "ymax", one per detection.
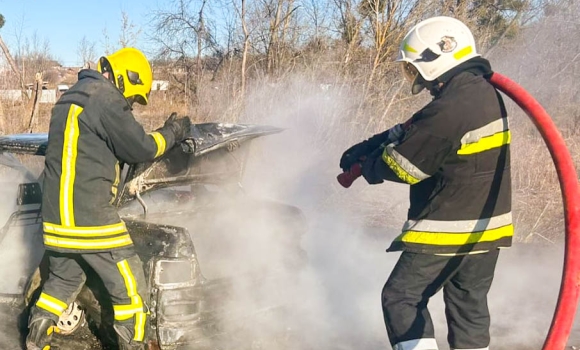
[{"xmin": 397, "ymin": 16, "xmax": 480, "ymax": 94}]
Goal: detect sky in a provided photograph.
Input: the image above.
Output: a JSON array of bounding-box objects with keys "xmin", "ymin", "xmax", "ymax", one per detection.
[{"xmin": 0, "ymin": 0, "xmax": 164, "ymax": 67}]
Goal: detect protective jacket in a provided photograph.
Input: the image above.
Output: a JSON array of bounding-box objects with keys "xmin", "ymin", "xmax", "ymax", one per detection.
[
  {"xmin": 42, "ymin": 69, "xmax": 176, "ymax": 253},
  {"xmin": 362, "ymin": 59, "xmax": 512, "ymax": 255}
]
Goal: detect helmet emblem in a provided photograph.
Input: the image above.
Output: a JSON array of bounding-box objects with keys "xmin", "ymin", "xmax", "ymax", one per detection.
[{"xmin": 438, "ymin": 36, "xmax": 457, "ymax": 53}]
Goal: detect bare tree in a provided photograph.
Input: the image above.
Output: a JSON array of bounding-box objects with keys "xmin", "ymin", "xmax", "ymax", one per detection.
[
  {"xmin": 259, "ymin": 0, "xmax": 300, "ymax": 75},
  {"xmin": 152, "ymin": 0, "xmax": 220, "ymax": 105},
  {"xmin": 359, "ymin": 0, "xmax": 423, "ymax": 87},
  {"xmin": 119, "ymin": 11, "xmax": 142, "ymax": 48},
  {"xmin": 0, "ymin": 13, "xmax": 29, "ymax": 101},
  {"xmin": 101, "ymin": 27, "xmax": 113, "ymax": 55},
  {"xmin": 196, "ymin": 0, "xmax": 209, "ymax": 80},
  {"xmin": 303, "ymin": 0, "xmax": 331, "ymax": 39},
  {"xmin": 333, "ymin": 0, "xmax": 364, "ymax": 67},
  {"xmin": 77, "ymin": 36, "xmax": 97, "ymax": 68},
  {"xmin": 240, "ymin": 0, "xmax": 250, "ymax": 96},
  {"xmin": 17, "ymin": 32, "xmax": 57, "ymax": 79}
]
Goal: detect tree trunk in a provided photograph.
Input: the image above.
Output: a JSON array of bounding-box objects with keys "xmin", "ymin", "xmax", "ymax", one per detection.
[
  {"xmin": 241, "ymin": 0, "xmax": 249, "ymax": 98},
  {"xmin": 0, "ymin": 99, "xmax": 5, "ymax": 135},
  {"xmin": 0, "ymin": 34, "xmax": 30, "ymax": 102},
  {"xmin": 266, "ymin": 0, "xmax": 284, "ymax": 75},
  {"xmin": 27, "ymin": 72, "xmax": 43, "ymax": 133},
  {"xmin": 196, "ymin": 0, "xmax": 208, "ymax": 101}
]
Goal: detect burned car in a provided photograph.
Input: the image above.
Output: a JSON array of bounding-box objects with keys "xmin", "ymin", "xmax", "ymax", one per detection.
[{"xmin": 0, "ymin": 123, "xmax": 306, "ymax": 349}]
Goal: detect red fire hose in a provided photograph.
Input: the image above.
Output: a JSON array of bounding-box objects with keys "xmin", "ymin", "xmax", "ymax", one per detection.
[
  {"xmin": 337, "ymin": 72, "xmax": 580, "ymax": 349},
  {"xmin": 490, "ymin": 73, "xmax": 580, "ymax": 350}
]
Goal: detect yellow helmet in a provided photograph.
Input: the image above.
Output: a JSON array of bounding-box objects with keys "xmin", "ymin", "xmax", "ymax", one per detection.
[{"xmin": 97, "ymin": 47, "xmax": 153, "ymax": 105}]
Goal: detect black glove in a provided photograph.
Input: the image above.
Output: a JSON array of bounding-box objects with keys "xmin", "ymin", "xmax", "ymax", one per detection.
[
  {"xmin": 340, "ymin": 142, "xmax": 372, "ymax": 172},
  {"xmin": 163, "ymin": 112, "xmax": 191, "ymax": 143},
  {"xmin": 361, "ymin": 148, "xmax": 385, "ymax": 184},
  {"xmin": 340, "ymin": 124, "xmax": 406, "ymax": 172}
]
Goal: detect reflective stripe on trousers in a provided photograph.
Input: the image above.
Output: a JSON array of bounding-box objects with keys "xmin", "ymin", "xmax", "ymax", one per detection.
[
  {"xmin": 393, "ymin": 338, "xmax": 438, "ymax": 350},
  {"xmin": 29, "ymin": 250, "xmax": 148, "ymax": 344},
  {"xmin": 35, "ymin": 292, "xmax": 68, "ymax": 317},
  {"xmin": 116, "ymin": 258, "xmax": 147, "ymax": 342}
]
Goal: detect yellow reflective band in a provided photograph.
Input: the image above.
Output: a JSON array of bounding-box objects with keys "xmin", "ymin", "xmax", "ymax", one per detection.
[
  {"xmin": 149, "ymin": 131, "xmax": 166, "ymax": 158},
  {"xmin": 118, "ymin": 260, "xmax": 138, "ymax": 296},
  {"xmin": 114, "ymin": 313, "xmax": 134, "ymax": 321},
  {"xmin": 114, "ymin": 302, "xmax": 143, "ymax": 312},
  {"xmin": 134, "ymin": 311, "xmax": 146, "ymax": 341},
  {"xmin": 114, "ymin": 303, "xmax": 144, "ymax": 321},
  {"xmin": 43, "ymin": 346, "xmax": 51, "ymax": 350},
  {"xmin": 453, "ymin": 45, "xmax": 473, "ymax": 60},
  {"xmin": 43, "ymin": 221, "xmax": 127, "ymax": 236},
  {"xmin": 60, "ymin": 104, "xmax": 83, "ymax": 227},
  {"xmin": 47, "ymin": 325, "xmax": 60, "ymax": 336},
  {"xmin": 43, "ymin": 234, "xmax": 133, "ymax": 250},
  {"xmin": 382, "ymin": 150, "xmax": 420, "ymax": 185},
  {"xmin": 398, "ymin": 224, "xmax": 514, "ymax": 246},
  {"xmin": 403, "ymin": 212, "xmax": 512, "ymax": 233},
  {"xmin": 457, "ymin": 131, "xmax": 511, "ymax": 155},
  {"xmin": 36, "ymin": 293, "xmax": 68, "ymax": 316},
  {"xmin": 404, "ymin": 42, "xmax": 418, "ymax": 54},
  {"xmin": 111, "ymin": 161, "xmax": 120, "ymax": 204},
  {"xmin": 117, "ymin": 259, "xmax": 146, "ymax": 340}
]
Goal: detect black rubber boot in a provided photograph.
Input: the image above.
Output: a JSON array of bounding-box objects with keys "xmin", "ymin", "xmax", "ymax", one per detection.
[
  {"xmin": 118, "ymin": 341, "xmax": 146, "ymax": 350},
  {"xmin": 26, "ymin": 318, "xmax": 57, "ymax": 350},
  {"xmin": 115, "ymin": 324, "xmax": 146, "ymax": 350}
]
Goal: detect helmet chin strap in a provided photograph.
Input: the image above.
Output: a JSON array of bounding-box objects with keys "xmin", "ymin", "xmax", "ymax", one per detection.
[
  {"xmin": 427, "ymin": 80, "xmax": 444, "ymax": 97},
  {"xmin": 413, "ymin": 57, "xmax": 493, "ymax": 97},
  {"xmin": 411, "ymin": 75, "xmax": 426, "ymax": 95},
  {"xmin": 103, "ymin": 72, "xmax": 115, "ymax": 85},
  {"xmin": 411, "ymin": 75, "xmax": 441, "ymax": 96},
  {"xmin": 125, "ymin": 96, "xmax": 136, "ymax": 108}
]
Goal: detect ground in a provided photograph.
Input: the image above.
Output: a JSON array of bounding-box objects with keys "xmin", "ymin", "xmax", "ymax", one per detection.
[{"xmin": 1, "ymin": 234, "xmax": 580, "ymax": 349}]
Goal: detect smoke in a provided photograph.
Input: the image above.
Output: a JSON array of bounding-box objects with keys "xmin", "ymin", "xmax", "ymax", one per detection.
[
  {"xmin": 179, "ymin": 27, "xmax": 580, "ymax": 348},
  {"xmin": 1, "ymin": 5, "xmax": 577, "ymax": 350},
  {"xmin": 0, "ymin": 155, "xmax": 44, "ymax": 296},
  {"xmin": 0, "ymin": 155, "xmax": 44, "ymax": 349}
]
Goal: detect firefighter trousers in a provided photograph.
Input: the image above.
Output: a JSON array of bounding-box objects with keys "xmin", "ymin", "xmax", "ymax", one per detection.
[
  {"xmin": 382, "ymin": 249, "xmax": 500, "ymax": 350},
  {"xmin": 29, "ymin": 248, "xmax": 149, "ymax": 346}
]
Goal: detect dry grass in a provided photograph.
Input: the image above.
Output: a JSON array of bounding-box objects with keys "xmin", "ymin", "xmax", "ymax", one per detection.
[
  {"xmin": 0, "ymin": 1, "xmax": 577, "ymax": 242},
  {"xmin": 0, "ymin": 65, "xmax": 573, "ymax": 244}
]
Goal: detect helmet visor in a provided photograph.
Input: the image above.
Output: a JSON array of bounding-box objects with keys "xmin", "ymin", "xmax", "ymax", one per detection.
[{"xmin": 400, "ymin": 62, "xmax": 419, "ymax": 83}]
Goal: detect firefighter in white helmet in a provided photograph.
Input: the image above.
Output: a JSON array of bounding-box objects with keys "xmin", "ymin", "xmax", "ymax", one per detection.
[
  {"xmin": 340, "ymin": 16, "xmax": 512, "ymax": 350},
  {"xmin": 26, "ymin": 47, "xmax": 191, "ymax": 350}
]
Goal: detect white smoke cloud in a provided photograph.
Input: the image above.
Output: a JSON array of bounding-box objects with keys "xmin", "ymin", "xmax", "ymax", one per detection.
[{"xmin": 189, "ymin": 63, "xmax": 580, "ymax": 349}]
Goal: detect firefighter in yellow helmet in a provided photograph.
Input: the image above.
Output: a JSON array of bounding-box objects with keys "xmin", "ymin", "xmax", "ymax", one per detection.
[{"xmin": 26, "ymin": 47, "xmax": 191, "ymax": 350}]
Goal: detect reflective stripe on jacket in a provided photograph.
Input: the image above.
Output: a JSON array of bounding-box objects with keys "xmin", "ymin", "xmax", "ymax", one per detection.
[
  {"xmin": 42, "ymin": 69, "xmax": 177, "ymax": 253},
  {"xmin": 368, "ymin": 70, "xmax": 512, "ymax": 255}
]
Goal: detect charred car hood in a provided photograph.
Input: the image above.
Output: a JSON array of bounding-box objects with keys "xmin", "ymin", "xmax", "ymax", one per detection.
[
  {"xmin": 117, "ymin": 123, "xmax": 283, "ymax": 206},
  {"xmin": 0, "ymin": 123, "xmax": 283, "ymax": 206},
  {"xmin": 0, "ymin": 133, "xmax": 49, "ymax": 156},
  {"xmin": 186, "ymin": 123, "xmax": 283, "ymax": 156},
  {"xmin": 0, "ymin": 123, "xmax": 282, "ymax": 157}
]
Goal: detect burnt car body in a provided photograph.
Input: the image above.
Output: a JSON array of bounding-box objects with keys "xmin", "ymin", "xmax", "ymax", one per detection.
[{"xmin": 0, "ymin": 123, "xmax": 306, "ymax": 349}]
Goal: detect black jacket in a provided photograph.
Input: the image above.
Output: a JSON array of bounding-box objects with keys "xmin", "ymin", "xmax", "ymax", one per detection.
[
  {"xmin": 42, "ymin": 69, "xmax": 177, "ymax": 253},
  {"xmin": 362, "ymin": 60, "xmax": 512, "ymax": 255}
]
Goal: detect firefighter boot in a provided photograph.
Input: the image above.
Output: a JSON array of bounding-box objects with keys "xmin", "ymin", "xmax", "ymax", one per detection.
[
  {"xmin": 26, "ymin": 318, "xmax": 57, "ymax": 350},
  {"xmin": 115, "ymin": 324, "xmax": 146, "ymax": 350}
]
